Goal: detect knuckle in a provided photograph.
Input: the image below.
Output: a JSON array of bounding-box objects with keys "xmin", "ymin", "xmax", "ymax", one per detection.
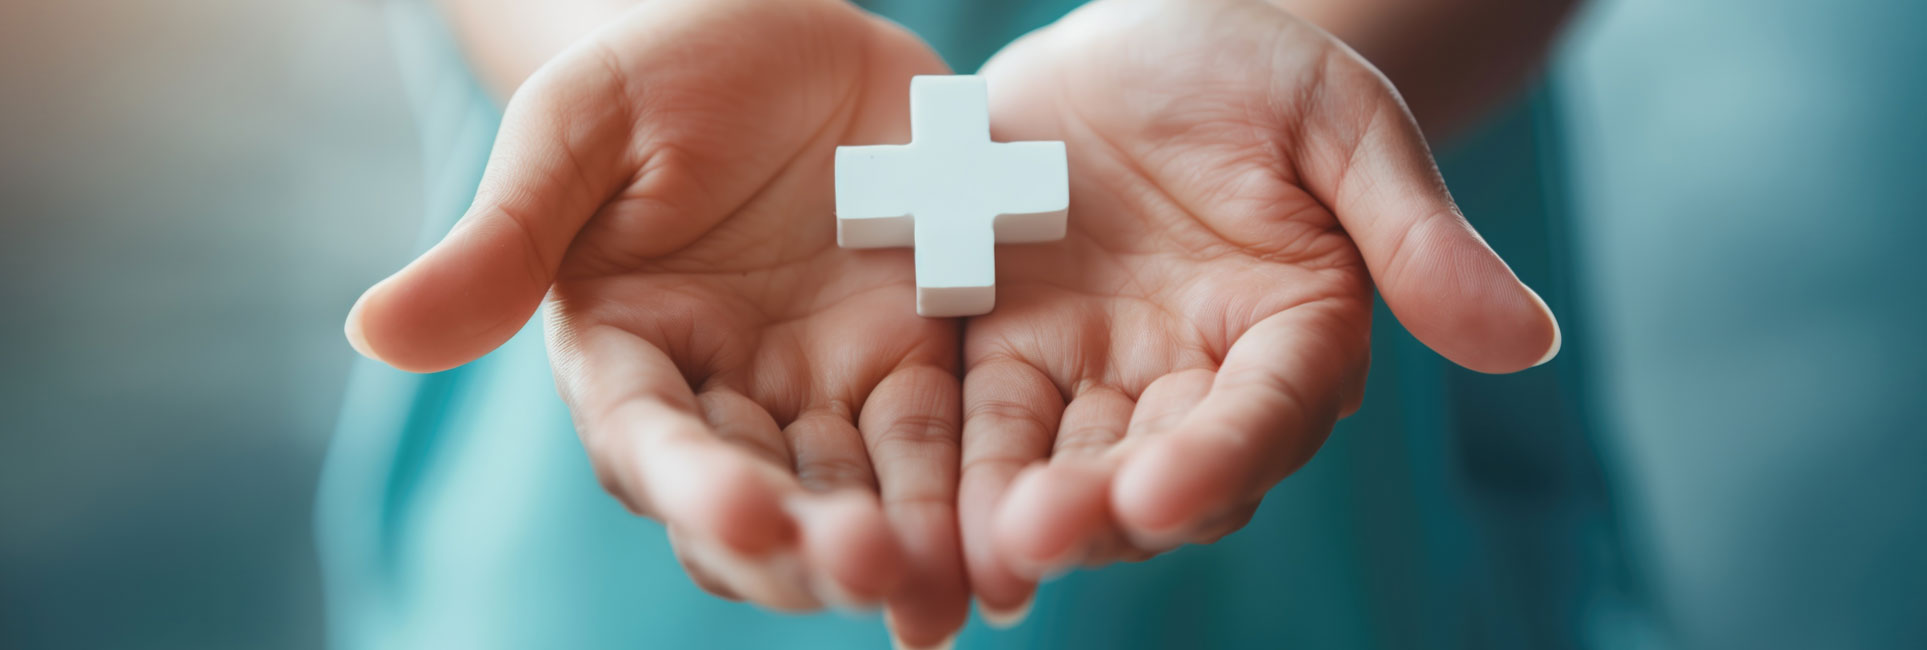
[
  {"xmin": 873, "ymin": 414, "xmax": 960, "ymax": 452},
  {"xmin": 795, "ymin": 456, "xmax": 875, "ymax": 491},
  {"xmin": 966, "ymin": 397, "xmax": 1054, "ymax": 433},
  {"xmin": 960, "ymin": 453, "xmax": 1031, "ymax": 477},
  {"xmin": 1053, "ymin": 425, "xmax": 1120, "ymax": 456}
]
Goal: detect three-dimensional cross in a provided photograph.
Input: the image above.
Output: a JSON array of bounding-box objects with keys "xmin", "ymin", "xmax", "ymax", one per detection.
[{"xmin": 834, "ymin": 75, "xmax": 1069, "ymax": 317}]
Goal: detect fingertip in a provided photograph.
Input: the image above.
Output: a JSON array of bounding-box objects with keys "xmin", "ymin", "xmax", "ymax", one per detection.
[
  {"xmin": 990, "ymin": 465, "xmax": 1080, "ymax": 578},
  {"xmin": 988, "ymin": 464, "xmax": 1043, "ymax": 558},
  {"xmin": 797, "ymin": 492, "xmax": 902, "ymax": 608},
  {"xmin": 347, "ymin": 257, "xmax": 454, "ymax": 374},
  {"xmin": 711, "ymin": 472, "xmax": 799, "ymax": 558},
  {"xmin": 887, "ymin": 611, "xmax": 959, "ymax": 650},
  {"xmin": 1447, "ymin": 276, "xmax": 1561, "ymax": 374},
  {"xmin": 675, "ymin": 535, "xmax": 819, "ymax": 612},
  {"xmin": 957, "ymin": 462, "xmax": 1038, "ymax": 618},
  {"xmin": 671, "ymin": 452, "xmax": 799, "ymax": 557},
  {"xmin": 977, "ymin": 592, "xmax": 1035, "ymax": 629},
  {"xmin": 1527, "ymin": 285, "xmax": 1562, "ymax": 368},
  {"xmin": 1378, "ymin": 218, "xmax": 1562, "ymax": 374},
  {"xmin": 1110, "ymin": 436, "xmax": 1233, "ymax": 546},
  {"xmin": 349, "ymin": 222, "xmax": 553, "ymax": 373},
  {"xmin": 1110, "ymin": 439, "xmax": 1184, "ymax": 537},
  {"xmin": 882, "ymin": 556, "xmax": 969, "ymax": 650},
  {"xmin": 344, "ymin": 270, "xmax": 455, "ymax": 373},
  {"xmin": 343, "ymin": 285, "xmax": 379, "ymax": 362},
  {"xmin": 344, "ymin": 271, "xmax": 463, "ymax": 373}
]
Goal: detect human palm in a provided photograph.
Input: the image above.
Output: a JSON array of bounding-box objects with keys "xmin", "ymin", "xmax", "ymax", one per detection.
[
  {"xmin": 955, "ymin": 0, "xmax": 1563, "ymax": 615},
  {"xmin": 346, "ymin": 0, "xmax": 970, "ymax": 644},
  {"xmin": 347, "ymin": 0, "xmax": 1562, "ymax": 644}
]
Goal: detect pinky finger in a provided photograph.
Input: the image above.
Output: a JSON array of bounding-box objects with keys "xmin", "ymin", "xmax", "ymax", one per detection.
[
  {"xmin": 554, "ymin": 323, "xmax": 798, "ymax": 557},
  {"xmin": 1109, "ymin": 305, "xmax": 1365, "ymax": 544},
  {"xmin": 670, "ymin": 525, "xmax": 819, "ymax": 611}
]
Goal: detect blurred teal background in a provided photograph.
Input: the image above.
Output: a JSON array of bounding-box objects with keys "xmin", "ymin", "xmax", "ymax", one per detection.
[
  {"xmin": 0, "ymin": 1, "xmax": 417, "ymax": 647},
  {"xmin": 1559, "ymin": 2, "xmax": 1927, "ymax": 646},
  {"xmin": 1, "ymin": 0, "xmax": 1922, "ymax": 648}
]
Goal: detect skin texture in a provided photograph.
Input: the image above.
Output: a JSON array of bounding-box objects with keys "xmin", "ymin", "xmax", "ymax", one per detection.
[
  {"xmin": 349, "ymin": 0, "xmax": 1562, "ymax": 645},
  {"xmin": 955, "ymin": 0, "xmax": 1560, "ymax": 616},
  {"xmin": 349, "ymin": 0, "xmax": 972, "ymax": 645}
]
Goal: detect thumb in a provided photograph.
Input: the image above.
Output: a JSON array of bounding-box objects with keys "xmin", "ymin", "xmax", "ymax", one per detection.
[
  {"xmin": 345, "ymin": 57, "xmax": 628, "ymax": 373},
  {"xmin": 1298, "ymin": 61, "xmax": 1560, "ymax": 374}
]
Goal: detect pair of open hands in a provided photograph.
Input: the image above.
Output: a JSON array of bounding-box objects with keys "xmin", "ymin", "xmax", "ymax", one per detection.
[{"xmin": 345, "ymin": 0, "xmax": 1559, "ymax": 646}]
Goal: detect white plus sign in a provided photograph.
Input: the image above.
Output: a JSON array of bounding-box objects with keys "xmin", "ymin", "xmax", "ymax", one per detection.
[{"xmin": 835, "ymin": 75, "xmax": 1069, "ymax": 317}]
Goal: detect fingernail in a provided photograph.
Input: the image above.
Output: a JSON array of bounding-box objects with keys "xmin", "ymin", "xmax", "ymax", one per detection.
[
  {"xmin": 1016, "ymin": 544, "xmax": 1084, "ymax": 582},
  {"xmin": 687, "ymin": 543, "xmax": 819, "ymax": 611},
  {"xmin": 977, "ymin": 593, "xmax": 1035, "ymax": 629},
  {"xmin": 343, "ymin": 282, "xmax": 383, "ymax": 361},
  {"xmin": 811, "ymin": 575, "xmax": 881, "ymax": 615},
  {"xmin": 344, "ymin": 308, "xmax": 375, "ymax": 361},
  {"xmin": 889, "ymin": 632, "xmax": 956, "ymax": 650},
  {"xmin": 1123, "ymin": 525, "xmax": 1191, "ymax": 554},
  {"xmin": 1524, "ymin": 285, "xmax": 1562, "ymax": 367},
  {"xmin": 1037, "ymin": 560, "xmax": 1076, "ymax": 583},
  {"xmin": 886, "ymin": 615, "xmax": 957, "ymax": 650}
]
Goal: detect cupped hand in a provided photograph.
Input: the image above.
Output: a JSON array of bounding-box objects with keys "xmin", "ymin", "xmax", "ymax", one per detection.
[
  {"xmin": 957, "ymin": 0, "xmax": 1563, "ymax": 618},
  {"xmin": 343, "ymin": 0, "xmax": 969, "ymax": 644}
]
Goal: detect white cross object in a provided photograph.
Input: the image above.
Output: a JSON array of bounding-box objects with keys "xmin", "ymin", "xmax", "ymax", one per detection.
[{"xmin": 835, "ymin": 75, "xmax": 1069, "ymax": 317}]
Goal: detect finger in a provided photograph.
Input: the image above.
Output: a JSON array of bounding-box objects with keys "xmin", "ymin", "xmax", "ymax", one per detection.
[
  {"xmin": 860, "ymin": 365, "xmax": 968, "ymax": 649},
  {"xmin": 1115, "ymin": 369, "xmax": 1214, "ymax": 550},
  {"xmin": 1295, "ymin": 58, "xmax": 1559, "ymax": 373},
  {"xmin": 698, "ymin": 390, "xmax": 899, "ymax": 609},
  {"xmin": 1111, "ymin": 306, "xmax": 1362, "ymax": 544},
  {"xmin": 995, "ymin": 387, "xmax": 1133, "ymax": 578},
  {"xmin": 1051, "ymin": 385, "xmax": 1134, "ymax": 457},
  {"xmin": 784, "ymin": 408, "xmax": 877, "ymax": 492},
  {"xmin": 668, "ymin": 525, "xmax": 743, "ymax": 601},
  {"xmin": 1121, "ymin": 369, "xmax": 1214, "ymax": 441},
  {"xmin": 669, "ymin": 526, "xmax": 818, "ymax": 612},
  {"xmin": 995, "ymin": 462, "xmax": 1110, "ymax": 579},
  {"xmin": 783, "ymin": 411, "xmax": 899, "ymax": 606},
  {"xmin": 346, "ymin": 58, "xmax": 632, "ymax": 373},
  {"xmin": 787, "ymin": 490, "xmax": 902, "ymax": 610},
  {"xmin": 1191, "ymin": 502, "xmax": 1261, "ymax": 546},
  {"xmin": 957, "ymin": 357, "xmax": 1061, "ymax": 624},
  {"xmin": 1028, "ymin": 373, "xmax": 1214, "ymax": 563},
  {"xmin": 554, "ymin": 323, "xmax": 797, "ymax": 557},
  {"xmin": 698, "ymin": 388, "xmax": 792, "ymax": 469}
]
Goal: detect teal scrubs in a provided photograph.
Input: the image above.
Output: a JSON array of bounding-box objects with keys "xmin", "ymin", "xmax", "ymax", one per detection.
[{"xmin": 317, "ymin": 2, "xmax": 1641, "ymax": 648}]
